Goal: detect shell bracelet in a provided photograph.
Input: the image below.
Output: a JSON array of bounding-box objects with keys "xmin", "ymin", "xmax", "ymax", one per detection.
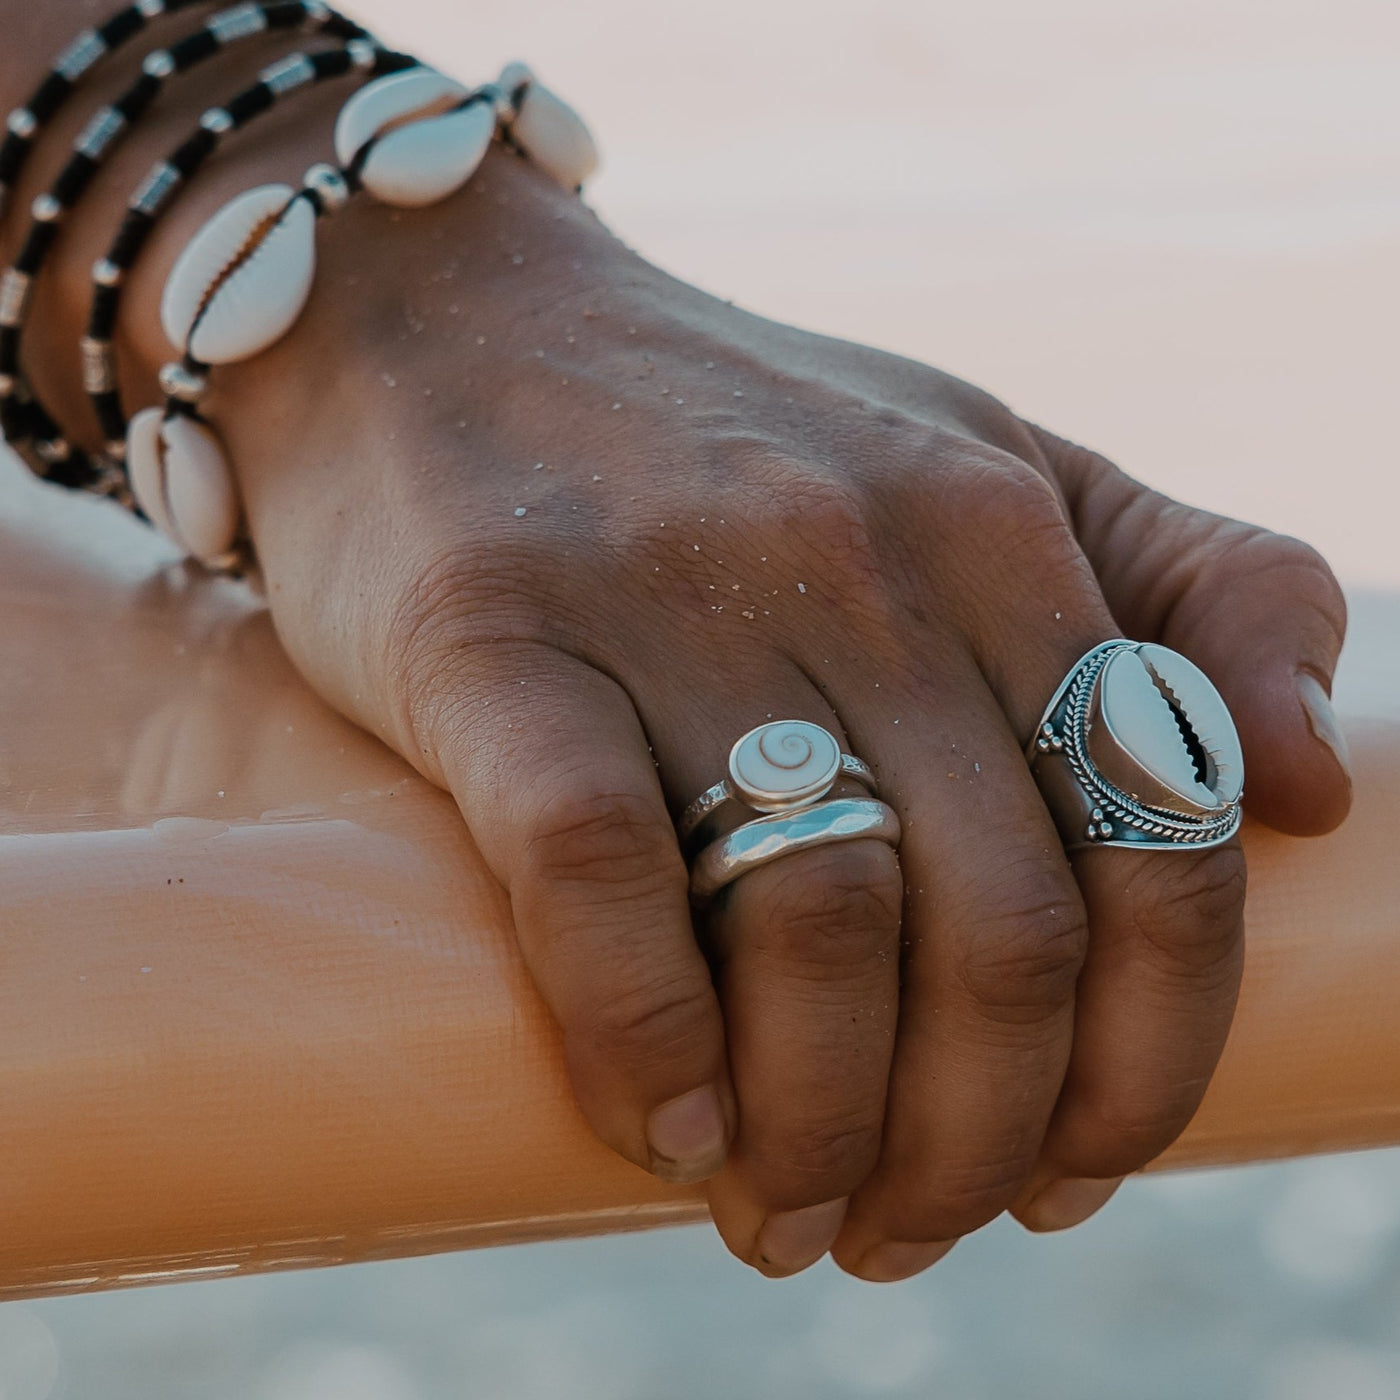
[
  {"xmin": 0, "ymin": 1, "xmax": 370, "ymax": 489},
  {"xmin": 123, "ymin": 61, "xmax": 598, "ymax": 568}
]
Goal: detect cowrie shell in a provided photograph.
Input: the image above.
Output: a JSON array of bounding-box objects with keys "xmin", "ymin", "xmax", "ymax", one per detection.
[
  {"xmin": 1089, "ymin": 644, "xmax": 1243, "ymax": 816},
  {"xmin": 160, "ymin": 184, "xmax": 317, "ymax": 365},
  {"xmin": 333, "ymin": 69, "xmax": 472, "ymax": 167},
  {"xmin": 729, "ymin": 720, "xmax": 842, "ymax": 812},
  {"xmin": 335, "ymin": 69, "xmax": 493, "ymax": 207},
  {"xmin": 127, "ymin": 407, "xmax": 240, "ymax": 565},
  {"xmin": 509, "ymin": 80, "xmax": 599, "ymax": 188}
]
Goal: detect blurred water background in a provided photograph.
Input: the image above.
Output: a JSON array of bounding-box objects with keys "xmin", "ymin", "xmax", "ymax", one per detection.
[{"xmin": 2, "ymin": 0, "xmax": 1398, "ymax": 1394}]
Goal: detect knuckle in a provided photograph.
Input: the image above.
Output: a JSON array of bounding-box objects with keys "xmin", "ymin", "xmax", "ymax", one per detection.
[
  {"xmin": 1234, "ymin": 531, "xmax": 1348, "ymax": 646},
  {"xmin": 1068, "ymin": 1080, "xmax": 1213, "ymax": 1175},
  {"xmin": 1128, "ymin": 844, "xmax": 1246, "ymax": 981},
  {"xmin": 953, "ymin": 869, "xmax": 1088, "ymax": 1023},
  {"xmin": 751, "ymin": 459, "xmax": 886, "ymax": 595},
  {"xmin": 897, "ymin": 1154, "xmax": 1032, "ymax": 1240},
  {"xmin": 766, "ymin": 1113, "xmax": 883, "ymax": 1199},
  {"xmin": 743, "ymin": 842, "xmax": 903, "ymax": 976},
  {"xmin": 525, "ymin": 789, "xmax": 686, "ymax": 898},
  {"xmin": 581, "ymin": 970, "xmax": 716, "ymax": 1072}
]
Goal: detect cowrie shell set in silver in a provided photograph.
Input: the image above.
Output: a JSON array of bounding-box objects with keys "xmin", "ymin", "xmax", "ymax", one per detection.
[
  {"xmin": 0, "ymin": 0, "xmax": 597, "ymax": 570},
  {"xmin": 685, "ymin": 646, "xmax": 1243, "ymax": 897}
]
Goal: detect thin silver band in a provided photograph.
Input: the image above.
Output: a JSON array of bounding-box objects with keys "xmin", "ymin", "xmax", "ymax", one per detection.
[
  {"xmin": 679, "ymin": 752, "xmax": 877, "ymax": 845},
  {"xmin": 689, "ymin": 797, "xmax": 902, "ymax": 901}
]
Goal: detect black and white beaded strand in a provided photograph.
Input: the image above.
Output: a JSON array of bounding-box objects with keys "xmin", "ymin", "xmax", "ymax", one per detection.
[
  {"xmin": 0, "ymin": 0, "xmax": 222, "ymax": 221},
  {"xmin": 119, "ymin": 60, "xmax": 598, "ymax": 568},
  {"xmin": 0, "ymin": 0, "xmax": 369, "ymax": 490}
]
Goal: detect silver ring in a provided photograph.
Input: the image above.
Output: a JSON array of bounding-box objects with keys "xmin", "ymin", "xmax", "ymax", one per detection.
[
  {"xmin": 678, "ymin": 719, "xmax": 877, "ymax": 845},
  {"xmin": 690, "ymin": 797, "xmax": 902, "ymax": 901},
  {"xmin": 1028, "ymin": 639, "xmax": 1244, "ymax": 852}
]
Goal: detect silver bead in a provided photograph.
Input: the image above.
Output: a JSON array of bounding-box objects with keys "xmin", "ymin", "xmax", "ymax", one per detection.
[
  {"xmin": 35, "ymin": 437, "xmax": 72, "ymax": 464},
  {"xmin": 301, "ymin": 0, "xmax": 331, "ymax": 22},
  {"xmin": 482, "ymin": 83, "xmax": 515, "ymax": 124},
  {"xmin": 136, "ymin": 0, "xmax": 167, "ymax": 17},
  {"xmin": 92, "ymin": 258, "xmax": 123, "ymax": 287},
  {"xmin": 0, "ymin": 372, "xmax": 15, "ymax": 396},
  {"xmin": 347, "ymin": 39, "xmax": 379, "ymax": 71},
  {"xmin": 200, "ymin": 108, "xmax": 235, "ymax": 136},
  {"xmin": 302, "ymin": 162, "xmax": 349, "ymax": 213},
  {"xmin": 55, "ymin": 29, "xmax": 108, "ymax": 82},
  {"xmin": 31, "ymin": 193, "xmax": 62, "ymax": 223},
  {"xmin": 7, "ymin": 108, "xmax": 38, "ymax": 140},
  {"xmin": 142, "ymin": 49, "xmax": 176, "ymax": 80},
  {"xmin": 105, "ymin": 438, "xmax": 129, "ymax": 461},
  {"xmin": 158, "ymin": 361, "xmax": 209, "ymax": 403}
]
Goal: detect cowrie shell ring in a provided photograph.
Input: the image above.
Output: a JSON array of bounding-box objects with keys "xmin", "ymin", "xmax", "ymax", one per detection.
[{"xmin": 1028, "ymin": 640, "xmax": 1245, "ymax": 851}]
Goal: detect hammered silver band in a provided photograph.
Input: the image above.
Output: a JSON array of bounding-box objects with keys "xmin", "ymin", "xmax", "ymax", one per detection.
[
  {"xmin": 683, "ymin": 719, "xmax": 898, "ymax": 898},
  {"xmin": 1028, "ymin": 639, "xmax": 1245, "ymax": 852},
  {"xmin": 690, "ymin": 797, "xmax": 902, "ymax": 901}
]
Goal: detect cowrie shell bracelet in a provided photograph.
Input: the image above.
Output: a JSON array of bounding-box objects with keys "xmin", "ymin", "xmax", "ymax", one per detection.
[{"xmin": 0, "ymin": 0, "xmax": 597, "ymax": 572}]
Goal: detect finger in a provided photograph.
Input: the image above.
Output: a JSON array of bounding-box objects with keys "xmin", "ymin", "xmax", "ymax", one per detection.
[
  {"xmin": 1012, "ymin": 838, "xmax": 1245, "ymax": 1232},
  {"xmin": 949, "ymin": 470, "xmax": 1249, "ymax": 1224},
  {"xmin": 637, "ymin": 674, "xmax": 903, "ymax": 1278},
  {"xmin": 1032, "ymin": 424, "xmax": 1351, "ymax": 836},
  {"xmin": 403, "ymin": 637, "xmax": 734, "ymax": 1185},
  {"xmin": 829, "ymin": 654, "xmax": 1091, "ymax": 1281},
  {"xmin": 704, "ymin": 836, "xmax": 904, "ymax": 1276}
]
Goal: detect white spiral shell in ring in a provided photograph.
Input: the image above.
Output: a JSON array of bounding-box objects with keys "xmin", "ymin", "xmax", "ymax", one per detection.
[
  {"xmin": 160, "ymin": 183, "xmax": 317, "ymax": 365},
  {"xmin": 728, "ymin": 720, "xmax": 843, "ymax": 813},
  {"xmin": 1088, "ymin": 643, "xmax": 1244, "ymax": 816},
  {"xmin": 507, "ymin": 78, "xmax": 599, "ymax": 188},
  {"xmin": 126, "ymin": 407, "xmax": 241, "ymax": 565},
  {"xmin": 333, "ymin": 69, "xmax": 494, "ymax": 208}
]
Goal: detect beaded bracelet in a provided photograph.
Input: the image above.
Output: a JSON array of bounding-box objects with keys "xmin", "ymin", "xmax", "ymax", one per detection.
[
  {"xmin": 0, "ymin": 0, "xmax": 368, "ymax": 491},
  {"xmin": 0, "ymin": 0, "xmax": 219, "ymax": 220},
  {"xmin": 119, "ymin": 61, "xmax": 598, "ymax": 569}
]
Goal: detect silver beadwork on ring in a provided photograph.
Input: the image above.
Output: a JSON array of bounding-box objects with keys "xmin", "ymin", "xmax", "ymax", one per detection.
[
  {"xmin": 1027, "ymin": 639, "xmax": 1244, "ymax": 851},
  {"xmin": 678, "ymin": 719, "xmax": 877, "ymax": 844}
]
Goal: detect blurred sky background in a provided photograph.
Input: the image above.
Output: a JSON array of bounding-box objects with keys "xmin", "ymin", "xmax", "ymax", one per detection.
[{"xmin": 3, "ymin": 0, "xmax": 1399, "ymax": 1395}]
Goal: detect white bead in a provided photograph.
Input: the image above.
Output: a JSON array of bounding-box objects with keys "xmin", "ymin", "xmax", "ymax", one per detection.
[
  {"xmin": 160, "ymin": 184, "xmax": 317, "ymax": 364},
  {"xmin": 333, "ymin": 69, "xmax": 471, "ymax": 168},
  {"xmin": 357, "ymin": 100, "xmax": 496, "ymax": 208},
  {"xmin": 127, "ymin": 408, "xmax": 241, "ymax": 564},
  {"xmin": 6, "ymin": 109, "xmax": 38, "ymax": 140},
  {"xmin": 510, "ymin": 81, "xmax": 598, "ymax": 188},
  {"xmin": 1089, "ymin": 644, "xmax": 1244, "ymax": 815}
]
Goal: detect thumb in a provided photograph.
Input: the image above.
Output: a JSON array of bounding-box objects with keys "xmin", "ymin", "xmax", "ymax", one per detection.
[{"xmin": 1030, "ymin": 425, "xmax": 1351, "ymax": 837}]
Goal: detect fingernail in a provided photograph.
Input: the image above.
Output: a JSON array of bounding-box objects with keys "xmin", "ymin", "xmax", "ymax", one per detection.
[
  {"xmin": 1018, "ymin": 1176, "xmax": 1123, "ymax": 1233},
  {"xmin": 853, "ymin": 1239, "xmax": 956, "ymax": 1284},
  {"xmin": 1298, "ymin": 673, "xmax": 1353, "ymax": 787},
  {"xmin": 646, "ymin": 1086, "xmax": 729, "ymax": 1183},
  {"xmin": 754, "ymin": 1198, "xmax": 848, "ymax": 1275}
]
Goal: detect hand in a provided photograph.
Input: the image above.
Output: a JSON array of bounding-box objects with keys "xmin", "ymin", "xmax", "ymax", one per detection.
[{"xmin": 89, "ymin": 143, "xmax": 1350, "ymax": 1280}]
